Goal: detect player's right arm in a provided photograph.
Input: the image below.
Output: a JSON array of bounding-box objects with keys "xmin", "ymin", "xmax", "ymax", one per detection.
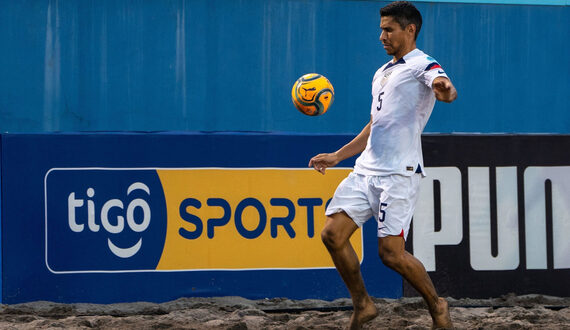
[{"xmin": 309, "ymin": 116, "xmax": 372, "ymax": 175}]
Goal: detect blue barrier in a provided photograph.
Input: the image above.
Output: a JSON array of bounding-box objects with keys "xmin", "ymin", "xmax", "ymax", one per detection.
[
  {"xmin": 0, "ymin": 132, "xmax": 402, "ymax": 304},
  {"xmin": 3, "ymin": 132, "xmax": 569, "ymax": 303}
]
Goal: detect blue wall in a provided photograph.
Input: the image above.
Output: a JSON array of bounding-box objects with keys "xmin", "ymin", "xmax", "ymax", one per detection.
[{"xmin": 0, "ymin": 0, "xmax": 568, "ymax": 133}]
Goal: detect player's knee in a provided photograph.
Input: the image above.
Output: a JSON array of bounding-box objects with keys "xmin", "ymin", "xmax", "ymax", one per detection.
[
  {"xmin": 378, "ymin": 246, "xmax": 401, "ymax": 269},
  {"xmin": 321, "ymin": 226, "xmax": 342, "ymax": 250}
]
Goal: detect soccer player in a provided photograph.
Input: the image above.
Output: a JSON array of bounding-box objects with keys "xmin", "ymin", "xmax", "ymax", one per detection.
[{"xmin": 309, "ymin": 1, "xmax": 457, "ymax": 329}]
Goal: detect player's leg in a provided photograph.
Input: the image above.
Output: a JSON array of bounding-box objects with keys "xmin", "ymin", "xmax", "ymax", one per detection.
[
  {"xmin": 378, "ymin": 236, "xmax": 452, "ymax": 328},
  {"xmin": 321, "ymin": 212, "xmax": 378, "ymax": 329},
  {"xmin": 374, "ymin": 173, "xmax": 452, "ymax": 328}
]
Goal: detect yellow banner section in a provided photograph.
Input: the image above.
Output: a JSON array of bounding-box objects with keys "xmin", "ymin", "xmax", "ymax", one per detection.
[{"xmin": 155, "ymin": 168, "xmax": 362, "ymax": 270}]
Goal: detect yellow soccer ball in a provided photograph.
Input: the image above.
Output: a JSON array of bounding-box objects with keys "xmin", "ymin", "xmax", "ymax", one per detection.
[{"xmin": 291, "ymin": 73, "xmax": 334, "ymax": 116}]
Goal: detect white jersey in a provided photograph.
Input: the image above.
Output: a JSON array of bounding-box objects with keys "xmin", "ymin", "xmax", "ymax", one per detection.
[{"xmin": 354, "ymin": 48, "xmax": 448, "ymax": 177}]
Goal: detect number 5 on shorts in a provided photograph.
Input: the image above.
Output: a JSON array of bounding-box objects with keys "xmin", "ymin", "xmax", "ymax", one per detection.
[{"xmin": 379, "ymin": 202, "xmax": 388, "ymax": 222}]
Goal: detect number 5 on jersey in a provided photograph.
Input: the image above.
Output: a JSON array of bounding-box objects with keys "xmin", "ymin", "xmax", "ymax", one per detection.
[{"xmin": 376, "ymin": 92, "xmax": 385, "ymax": 111}]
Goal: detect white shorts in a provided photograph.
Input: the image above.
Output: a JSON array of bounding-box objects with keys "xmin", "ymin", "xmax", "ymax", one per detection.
[{"xmin": 325, "ymin": 172, "xmax": 421, "ymax": 239}]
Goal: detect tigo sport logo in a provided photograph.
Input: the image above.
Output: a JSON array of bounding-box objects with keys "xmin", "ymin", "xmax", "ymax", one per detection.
[
  {"xmin": 45, "ymin": 169, "xmax": 167, "ymax": 273},
  {"xmin": 44, "ymin": 168, "xmax": 363, "ymax": 273}
]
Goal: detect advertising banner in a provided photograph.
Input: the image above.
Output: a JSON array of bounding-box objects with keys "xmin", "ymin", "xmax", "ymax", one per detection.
[
  {"xmin": 4, "ymin": 133, "xmax": 567, "ymax": 303},
  {"xmin": 406, "ymin": 135, "xmax": 570, "ymax": 298},
  {"xmin": 2, "ymin": 133, "xmax": 399, "ymax": 304},
  {"xmin": 44, "ymin": 167, "xmax": 361, "ymax": 273}
]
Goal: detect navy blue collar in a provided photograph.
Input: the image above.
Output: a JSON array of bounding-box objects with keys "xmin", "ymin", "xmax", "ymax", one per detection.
[{"xmin": 383, "ymin": 57, "xmax": 406, "ymax": 72}]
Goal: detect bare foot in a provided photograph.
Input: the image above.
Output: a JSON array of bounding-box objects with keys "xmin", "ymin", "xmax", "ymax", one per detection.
[
  {"xmin": 348, "ymin": 298, "xmax": 378, "ymax": 329},
  {"xmin": 430, "ymin": 297, "xmax": 453, "ymax": 329}
]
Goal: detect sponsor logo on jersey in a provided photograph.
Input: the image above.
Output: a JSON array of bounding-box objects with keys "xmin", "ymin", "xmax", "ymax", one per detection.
[{"xmin": 381, "ymin": 71, "xmax": 393, "ymax": 86}]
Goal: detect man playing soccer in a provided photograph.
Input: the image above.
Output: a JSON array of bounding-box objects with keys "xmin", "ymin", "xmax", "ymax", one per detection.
[{"xmin": 309, "ymin": 1, "xmax": 457, "ymax": 329}]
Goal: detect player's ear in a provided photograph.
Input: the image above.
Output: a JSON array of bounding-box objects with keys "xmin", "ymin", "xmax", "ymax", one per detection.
[{"xmin": 407, "ymin": 24, "xmax": 416, "ymax": 36}]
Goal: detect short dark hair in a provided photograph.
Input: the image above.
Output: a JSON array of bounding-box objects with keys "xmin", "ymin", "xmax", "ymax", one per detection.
[{"xmin": 380, "ymin": 1, "xmax": 422, "ymax": 40}]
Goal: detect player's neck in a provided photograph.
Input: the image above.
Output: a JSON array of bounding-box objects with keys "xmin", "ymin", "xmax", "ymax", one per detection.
[{"xmin": 392, "ymin": 43, "xmax": 417, "ymax": 62}]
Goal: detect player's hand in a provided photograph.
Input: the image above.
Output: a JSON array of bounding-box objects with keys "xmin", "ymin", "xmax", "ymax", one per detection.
[
  {"xmin": 433, "ymin": 77, "xmax": 457, "ymax": 103},
  {"xmin": 308, "ymin": 153, "xmax": 340, "ymax": 175}
]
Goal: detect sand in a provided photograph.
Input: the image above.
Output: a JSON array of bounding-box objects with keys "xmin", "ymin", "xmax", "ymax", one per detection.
[{"xmin": 0, "ymin": 294, "xmax": 569, "ymax": 329}]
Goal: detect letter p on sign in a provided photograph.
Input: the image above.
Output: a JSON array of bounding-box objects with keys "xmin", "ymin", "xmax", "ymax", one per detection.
[{"xmin": 413, "ymin": 167, "xmax": 463, "ymax": 272}]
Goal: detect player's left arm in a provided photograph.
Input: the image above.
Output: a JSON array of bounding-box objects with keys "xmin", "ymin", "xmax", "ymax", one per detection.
[{"xmin": 432, "ymin": 76, "xmax": 457, "ymax": 103}]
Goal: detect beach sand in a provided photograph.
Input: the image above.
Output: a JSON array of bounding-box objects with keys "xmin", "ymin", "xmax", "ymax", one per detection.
[{"xmin": 0, "ymin": 294, "xmax": 568, "ymax": 329}]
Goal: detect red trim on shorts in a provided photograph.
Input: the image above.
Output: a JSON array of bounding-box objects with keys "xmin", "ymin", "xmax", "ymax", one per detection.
[{"xmin": 399, "ymin": 229, "xmax": 404, "ymax": 237}]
